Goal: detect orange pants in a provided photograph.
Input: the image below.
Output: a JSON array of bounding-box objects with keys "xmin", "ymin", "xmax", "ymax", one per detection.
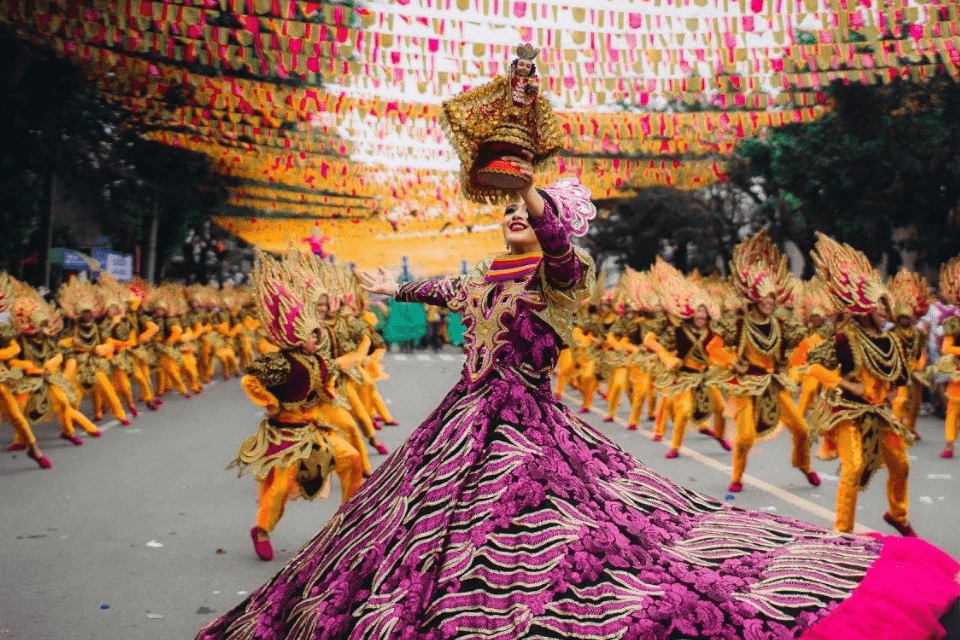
[
  {"xmin": 731, "ymin": 391, "xmax": 811, "ymax": 485},
  {"xmin": 627, "ymin": 369, "xmax": 656, "ymax": 426},
  {"xmin": 255, "ymin": 431, "xmax": 364, "ymax": 532},
  {"xmin": 832, "ymin": 421, "xmax": 909, "ymax": 532}
]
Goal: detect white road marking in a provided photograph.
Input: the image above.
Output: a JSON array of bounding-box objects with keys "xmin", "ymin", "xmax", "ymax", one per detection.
[
  {"xmin": 562, "ymin": 392, "xmax": 874, "ymax": 533},
  {"xmin": 438, "ymin": 354, "xmax": 456, "ymax": 362},
  {"xmin": 100, "ymin": 420, "xmax": 120, "ymax": 433},
  {"xmin": 416, "ymin": 354, "xmax": 432, "ymax": 362}
]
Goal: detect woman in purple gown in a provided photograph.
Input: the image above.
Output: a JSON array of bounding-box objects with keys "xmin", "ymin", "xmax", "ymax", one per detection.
[{"xmin": 198, "ymin": 158, "xmax": 959, "ymax": 640}]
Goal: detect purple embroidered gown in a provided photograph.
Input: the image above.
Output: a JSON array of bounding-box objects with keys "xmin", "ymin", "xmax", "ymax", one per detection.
[{"xmin": 198, "ymin": 199, "xmax": 959, "ymax": 640}]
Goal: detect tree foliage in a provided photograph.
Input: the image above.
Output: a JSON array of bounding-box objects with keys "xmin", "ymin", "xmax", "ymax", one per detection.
[
  {"xmin": 732, "ymin": 76, "xmax": 960, "ymax": 273},
  {"xmin": 0, "ymin": 26, "xmax": 230, "ymax": 284}
]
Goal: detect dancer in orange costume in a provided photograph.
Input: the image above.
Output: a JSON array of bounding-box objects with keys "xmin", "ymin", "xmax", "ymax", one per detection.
[
  {"xmin": 357, "ymin": 303, "xmax": 397, "ymax": 427},
  {"xmin": 0, "ymin": 274, "xmax": 51, "ymax": 469},
  {"xmin": 97, "ymin": 275, "xmax": 161, "ymax": 416},
  {"xmin": 9, "ymin": 294, "xmax": 101, "ymax": 447},
  {"xmin": 707, "ymin": 231, "xmax": 819, "ymax": 493},
  {"xmin": 146, "ymin": 286, "xmax": 192, "ymax": 399},
  {"xmin": 617, "ymin": 270, "xmax": 663, "ymax": 430},
  {"xmin": 230, "ymin": 252, "xmax": 364, "ymax": 561},
  {"xmin": 57, "ymin": 278, "xmax": 129, "ymax": 426},
  {"xmin": 601, "ymin": 301, "xmax": 635, "ymax": 423},
  {"xmin": 887, "ymin": 269, "xmax": 931, "ymax": 441},
  {"xmin": 936, "ymin": 255, "xmax": 960, "ymax": 460},
  {"xmin": 805, "ymin": 233, "xmax": 916, "ymax": 535},
  {"xmin": 643, "ymin": 259, "xmax": 730, "ymax": 458},
  {"xmin": 790, "ymin": 277, "xmax": 836, "ymax": 418}
]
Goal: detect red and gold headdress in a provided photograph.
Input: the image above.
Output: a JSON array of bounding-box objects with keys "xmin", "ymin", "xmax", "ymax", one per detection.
[
  {"xmin": 652, "ymin": 257, "xmax": 720, "ymax": 320},
  {"xmin": 12, "ymin": 292, "xmax": 60, "ymax": 335},
  {"xmin": 888, "ymin": 268, "xmax": 930, "ymax": 320},
  {"xmin": 58, "ymin": 278, "xmax": 105, "ymax": 320},
  {"xmin": 730, "ymin": 230, "xmax": 793, "ymax": 305},
  {"xmin": 811, "ymin": 232, "xmax": 888, "ymax": 315},
  {"xmin": 253, "ymin": 251, "xmax": 320, "ymax": 350},
  {"xmin": 619, "ymin": 267, "xmax": 659, "ymax": 314},
  {"xmin": 938, "ymin": 255, "xmax": 960, "ymax": 307}
]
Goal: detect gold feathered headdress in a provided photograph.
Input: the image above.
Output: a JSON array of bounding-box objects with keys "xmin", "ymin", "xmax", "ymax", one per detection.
[
  {"xmin": 938, "ymin": 255, "xmax": 960, "ymax": 308},
  {"xmin": 811, "ymin": 232, "xmax": 889, "ymax": 315},
  {"xmin": 0, "ymin": 272, "xmax": 15, "ymax": 313},
  {"xmin": 253, "ymin": 251, "xmax": 321, "ymax": 350},
  {"xmin": 799, "ymin": 276, "xmax": 835, "ymax": 323},
  {"xmin": 888, "ymin": 268, "xmax": 930, "ymax": 320},
  {"xmin": 12, "ymin": 293, "xmax": 61, "ymax": 335},
  {"xmin": 730, "ymin": 230, "xmax": 793, "ymax": 305},
  {"xmin": 97, "ymin": 274, "xmax": 128, "ymax": 314},
  {"xmin": 652, "ymin": 257, "xmax": 720, "ymax": 320},
  {"xmin": 58, "ymin": 278, "xmax": 105, "ymax": 319}
]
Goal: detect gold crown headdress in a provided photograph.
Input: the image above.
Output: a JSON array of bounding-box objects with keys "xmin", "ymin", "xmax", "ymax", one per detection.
[
  {"xmin": 730, "ymin": 230, "xmax": 793, "ymax": 305},
  {"xmin": 516, "ymin": 43, "xmax": 540, "ymax": 60},
  {"xmin": 253, "ymin": 251, "xmax": 321, "ymax": 350},
  {"xmin": 652, "ymin": 257, "xmax": 720, "ymax": 320},
  {"xmin": 888, "ymin": 268, "xmax": 930, "ymax": 320},
  {"xmin": 811, "ymin": 232, "xmax": 889, "ymax": 315},
  {"xmin": 938, "ymin": 255, "xmax": 960, "ymax": 307},
  {"xmin": 58, "ymin": 278, "xmax": 105, "ymax": 320},
  {"xmin": 799, "ymin": 276, "xmax": 835, "ymax": 323}
]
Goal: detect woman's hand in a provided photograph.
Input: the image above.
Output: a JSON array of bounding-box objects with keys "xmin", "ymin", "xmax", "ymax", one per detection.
[
  {"xmin": 358, "ymin": 267, "xmax": 399, "ymax": 297},
  {"xmin": 502, "ymin": 151, "xmax": 545, "ymax": 217}
]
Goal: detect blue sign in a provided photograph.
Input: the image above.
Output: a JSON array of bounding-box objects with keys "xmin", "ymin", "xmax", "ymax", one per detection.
[
  {"xmin": 92, "ymin": 248, "xmax": 133, "ymax": 280},
  {"xmin": 63, "ymin": 249, "xmax": 97, "ymax": 271}
]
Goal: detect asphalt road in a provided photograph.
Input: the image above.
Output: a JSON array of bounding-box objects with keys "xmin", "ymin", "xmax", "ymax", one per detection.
[{"xmin": 2, "ymin": 346, "xmax": 958, "ymax": 639}]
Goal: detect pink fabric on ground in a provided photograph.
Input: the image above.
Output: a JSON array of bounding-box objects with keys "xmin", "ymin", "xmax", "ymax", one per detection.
[{"xmin": 801, "ymin": 535, "xmax": 960, "ymax": 640}]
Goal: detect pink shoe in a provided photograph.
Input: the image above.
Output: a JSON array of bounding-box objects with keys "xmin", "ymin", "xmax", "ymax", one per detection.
[
  {"xmin": 373, "ymin": 422, "xmax": 382, "ymax": 431},
  {"xmin": 627, "ymin": 423, "xmax": 638, "ymax": 431},
  {"xmin": 130, "ymin": 407, "xmax": 139, "ymax": 418},
  {"xmin": 28, "ymin": 450, "xmax": 52, "ymax": 469},
  {"xmin": 554, "ymin": 393, "xmax": 562, "ymax": 401},
  {"xmin": 728, "ymin": 481, "xmax": 743, "ymax": 493},
  {"xmin": 60, "ymin": 434, "xmax": 84, "ymax": 446},
  {"xmin": 182, "ymin": 393, "xmax": 192, "ymax": 399},
  {"xmin": 250, "ymin": 527, "xmax": 273, "ymax": 561},
  {"xmin": 147, "ymin": 400, "xmax": 160, "ymax": 411},
  {"xmin": 578, "ymin": 407, "xmax": 590, "ymax": 414},
  {"xmin": 698, "ymin": 427, "xmax": 716, "ymax": 437},
  {"xmin": 120, "ymin": 419, "xmax": 131, "ymax": 427},
  {"xmin": 941, "ymin": 447, "xmax": 955, "ymax": 459},
  {"xmin": 651, "ymin": 434, "xmax": 663, "ymax": 442},
  {"xmin": 805, "ymin": 470, "xmax": 821, "ymax": 487},
  {"xmin": 717, "ymin": 438, "xmax": 732, "ymax": 452},
  {"xmin": 375, "ymin": 443, "xmax": 389, "ymax": 455},
  {"xmin": 883, "ymin": 512, "xmax": 917, "ymax": 537},
  {"xmin": 665, "ymin": 449, "xmax": 679, "ymax": 459},
  {"xmin": 155, "ymin": 398, "xmax": 164, "ymax": 406},
  {"xmin": 89, "ymin": 430, "xmax": 102, "ymax": 438},
  {"xmin": 6, "ymin": 443, "xmax": 27, "ymax": 452},
  {"xmin": 384, "ymin": 420, "xmax": 399, "ymax": 426},
  {"xmin": 602, "ymin": 416, "xmax": 614, "ymax": 423}
]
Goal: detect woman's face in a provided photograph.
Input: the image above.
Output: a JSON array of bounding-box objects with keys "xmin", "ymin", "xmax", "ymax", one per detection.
[{"xmin": 502, "ymin": 202, "xmax": 538, "ymax": 251}]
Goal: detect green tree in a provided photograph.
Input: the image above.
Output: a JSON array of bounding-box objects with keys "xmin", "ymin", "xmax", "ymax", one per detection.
[{"xmin": 732, "ymin": 76, "xmax": 960, "ymax": 273}]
